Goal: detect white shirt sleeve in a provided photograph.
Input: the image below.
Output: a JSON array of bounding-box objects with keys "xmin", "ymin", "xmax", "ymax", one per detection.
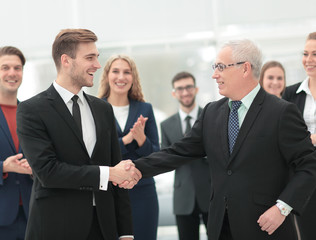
[
  {"xmin": 99, "ymin": 166, "xmax": 109, "ymax": 191},
  {"xmin": 119, "ymin": 235, "xmax": 134, "ymax": 239},
  {"xmin": 276, "ymin": 199, "xmax": 293, "ymax": 212}
]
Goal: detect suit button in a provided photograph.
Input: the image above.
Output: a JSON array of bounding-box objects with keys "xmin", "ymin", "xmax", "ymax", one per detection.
[
  {"xmin": 227, "ymin": 170, "xmax": 232, "ymax": 175},
  {"xmin": 16, "ymin": 180, "xmax": 20, "ymax": 184}
]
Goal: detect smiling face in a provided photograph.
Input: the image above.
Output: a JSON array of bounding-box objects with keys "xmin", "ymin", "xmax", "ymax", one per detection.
[
  {"xmin": 67, "ymin": 42, "xmax": 101, "ymax": 90},
  {"xmin": 0, "ymin": 54, "xmax": 23, "ymax": 97},
  {"xmin": 212, "ymin": 47, "xmax": 246, "ymax": 100},
  {"xmin": 108, "ymin": 59, "xmax": 133, "ymax": 97},
  {"xmin": 172, "ymin": 77, "xmax": 198, "ymax": 109},
  {"xmin": 262, "ymin": 66, "xmax": 285, "ymax": 98},
  {"xmin": 303, "ymin": 39, "xmax": 316, "ymax": 79}
]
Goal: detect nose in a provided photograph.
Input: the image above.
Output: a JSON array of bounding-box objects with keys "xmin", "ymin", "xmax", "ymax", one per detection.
[
  {"xmin": 212, "ymin": 70, "xmax": 219, "ymax": 79},
  {"xmin": 306, "ymin": 54, "xmax": 314, "ymax": 62},
  {"xmin": 8, "ymin": 68, "xmax": 17, "ymax": 77},
  {"xmin": 94, "ymin": 59, "xmax": 101, "ymax": 69}
]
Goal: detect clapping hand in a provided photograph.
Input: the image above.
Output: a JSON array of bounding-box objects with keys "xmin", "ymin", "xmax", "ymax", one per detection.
[
  {"xmin": 3, "ymin": 153, "xmax": 32, "ymax": 175},
  {"xmin": 130, "ymin": 115, "xmax": 148, "ymax": 147}
]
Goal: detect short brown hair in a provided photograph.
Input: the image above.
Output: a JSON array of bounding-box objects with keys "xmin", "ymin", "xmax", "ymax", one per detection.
[
  {"xmin": 306, "ymin": 32, "xmax": 316, "ymax": 41},
  {"xmin": 52, "ymin": 29, "xmax": 98, "ymax": 70},
  {"xmin": 259, "ymin": 60, "xmax": 286, "ymax": 95},
  {"xmin": 172, "ymin": 71, "xmax": 196, "ymax": 87},
  {"xmin": 98, "ymin": 54, "xmax": 144, "ymax": 102},
  {"xmin": 0, "ymin": 46, "xmax": 26, "ymax": 66}
]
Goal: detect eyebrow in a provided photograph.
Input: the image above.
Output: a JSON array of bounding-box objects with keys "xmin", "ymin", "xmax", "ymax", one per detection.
[
  {"xmin": 0, "ymin": 64, "xmax": 23, "ymax": 68},
  {"xmin": 85, "ymin": 53, "xmax": 99, "ymax": 57}
]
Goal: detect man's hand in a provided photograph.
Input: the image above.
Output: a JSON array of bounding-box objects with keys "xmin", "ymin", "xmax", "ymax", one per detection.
[
  {"xmin": 109, "ymin": 160, "xmax": 142, "ymax": 189},
  {"xmin": 257, "ymin": 205, "xmax": 286, "ymax": 235},
  {"xmin": 3, "ymin": 153, "xmax": 32, "ymax": 175}
]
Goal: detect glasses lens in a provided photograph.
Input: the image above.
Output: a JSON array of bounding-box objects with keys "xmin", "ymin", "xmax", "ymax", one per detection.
[{"xmin": 185, "ymin": 85, "xmax": 195, "ymax": 91}]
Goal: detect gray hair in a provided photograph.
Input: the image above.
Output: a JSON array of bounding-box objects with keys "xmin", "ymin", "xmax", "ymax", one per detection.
[{"xmin": 221, "ymin": 39, "xmax": 262, "ymax": 79}]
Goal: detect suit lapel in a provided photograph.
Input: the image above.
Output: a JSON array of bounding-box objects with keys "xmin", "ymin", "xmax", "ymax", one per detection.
[
  {"xmin": 46, "ymin": 85, "xmax": 86, "ymax": 149},
  {"xmin": 175, "ymin": 113, "xmax": 184, "ymax": 139},
  {"xmin": 219, "ymin": 100, "xmax": 230, "ymax": 162},
  {"xmin": 0, "ymin": 108, "xmax": 16, "ymax": 153},
  {"xmin": 229, "ymin": 88, "xmax": 265, "ymax": 161},
  {"xmin": 124, "ymin": 99, "xmax": 139, "ymax": 133}
]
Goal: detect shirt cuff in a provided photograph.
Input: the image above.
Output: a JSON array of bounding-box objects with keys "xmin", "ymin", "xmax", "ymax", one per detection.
[
  {"xmin": 119, "ymin": 236, "xmax": 134, "ymax": 239},
  {"xmin": 276, "ymin": 199, "xmax": 293, "ymax": 212},
  {"xmin": 99, "ymin": 166, "xmax": 109, "ymax": 191}
]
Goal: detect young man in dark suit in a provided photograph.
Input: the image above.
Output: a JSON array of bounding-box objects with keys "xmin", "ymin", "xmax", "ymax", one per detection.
[
  {"xmin": 16, "ymin": 29, "xmax": 140, "ymax": 240},
  {"xmin": 160, "ymin": 71, "xmax": 211, "ymax": 240},
  {"xmin": 120, "ymin": 39, "xmax": 316, "ymax": 240},
  {"xmin": 0, "ymin": 46, "xmax": 32, "ymax": 240}
]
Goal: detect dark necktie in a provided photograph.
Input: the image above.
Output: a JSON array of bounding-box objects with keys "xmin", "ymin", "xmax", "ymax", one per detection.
[
  {"xmin": 72, "ymin": 95, "xmax": 82, "ymax": 137},
  {"xmin": 184, "ymin": 115, "xmax": 192, "ymax": 136},
  {"xmin": 228, "ymin": 101, "xmax": 242, "ymax": 154}
]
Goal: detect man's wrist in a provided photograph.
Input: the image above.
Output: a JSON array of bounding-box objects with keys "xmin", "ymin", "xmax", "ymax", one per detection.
[{"xmin": 276, "ymin": 200, "xmax": 292, "ymax": 216}]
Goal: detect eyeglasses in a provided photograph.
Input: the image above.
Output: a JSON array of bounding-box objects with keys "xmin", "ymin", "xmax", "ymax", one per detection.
[
  {"xmin": 173, "ymin": 85, "xmax": 195, "ymax": 93},
  {"xmin": 212, "ymin": 62, "xmax": 246, "ymax": 72}
]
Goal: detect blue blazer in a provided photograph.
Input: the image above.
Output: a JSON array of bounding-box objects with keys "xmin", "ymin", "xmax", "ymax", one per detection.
[
  {"xmin": 105, "ymin": 99, "xmax": 160, "ymax": 186},
  {"xmin": 0, "ymin": 106, "xmax": 32, "ymax": 227}
]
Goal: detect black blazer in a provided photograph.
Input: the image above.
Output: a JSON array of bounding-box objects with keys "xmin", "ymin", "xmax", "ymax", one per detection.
[
  {"xmin": 135, "ymin": 88, "xmax": 316, "ymax": 240},
  {"xmin": 16, "ymin": 85, "xmax": 133, "ymax": 240},
  {"xmin": 160, "ymin": 107, "xmax": 211, "ymax": 215},
  {"xmin": 282, "ymin": 82, "xmax": 306, "ymax": 114}
]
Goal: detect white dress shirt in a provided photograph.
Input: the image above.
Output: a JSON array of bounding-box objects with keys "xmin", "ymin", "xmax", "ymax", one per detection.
[
  {"xmin": 179, "ymin": 104, "xmax": 199, "ymax": 134},
  {"xmin": 297, "ymin": 77, "xmax": 316, "ymax": 136}
]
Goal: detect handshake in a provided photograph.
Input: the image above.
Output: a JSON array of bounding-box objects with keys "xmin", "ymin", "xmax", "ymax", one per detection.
[{"xmin": 109, "ymin": 160, "xmax": 142, "ymax": 189}]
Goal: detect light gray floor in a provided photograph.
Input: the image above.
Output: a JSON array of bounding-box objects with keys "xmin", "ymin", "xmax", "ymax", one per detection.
[
  {"xmin": 158, "ymin": 225, "xmax": 207, "ymax": 240},
  {"xmin": 155, "ymin": 172, "xmax": 208, "ymax": 240}
]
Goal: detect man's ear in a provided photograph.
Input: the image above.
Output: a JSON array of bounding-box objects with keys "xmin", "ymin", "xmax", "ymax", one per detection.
[
  {"xmin": 195, "ymin": 86, "xmax": 199, "ymax": 95},
  {"xmin": 243, "ymin": 62, "xmax": 252, "ymax": 75},
  {"xmin": 171, "ymin": 90, "xmax": 176, "ymax": 99},
  {"xmin": 61, "ymin": 54, "xmax": 71, "ymax": 67}
]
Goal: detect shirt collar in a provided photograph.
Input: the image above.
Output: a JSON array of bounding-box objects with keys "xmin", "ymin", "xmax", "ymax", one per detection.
[
  {"xmin": 53, "ymin": 81, "xmax": 85, "ymax": 104},
  {"xmin": 179, "ymin": 104, "xmax": 199, "ymax": 122},
  {"xmin": 296, "ymin": 77, "xmax": 311, "ymax": 95},
  {"xmin": 228, "ymin": 83, "xmax": 260, "ymax": 110}
]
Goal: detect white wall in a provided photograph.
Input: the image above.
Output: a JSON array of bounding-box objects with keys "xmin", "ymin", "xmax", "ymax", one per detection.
[{"xmin": 1, "ymin": 0, "xmax": 316, "ymax": 115}]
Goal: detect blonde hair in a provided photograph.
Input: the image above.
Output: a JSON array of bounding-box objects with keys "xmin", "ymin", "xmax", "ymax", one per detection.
[{"xmin": 98, "ymin": 54, "xmax": 144, "ymax": 102}]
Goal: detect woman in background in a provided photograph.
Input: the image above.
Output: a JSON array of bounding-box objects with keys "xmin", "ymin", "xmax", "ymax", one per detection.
[
  {"xmin": 98, "ymin": 55, "xmax": 159, "ymax": 240},
  {"xmin": 283, "ymin": 32, "xmax": 316, "ymax": 240},
  {"xmin": 259, "ymin": 60, "xmax": 286, "ymax": 98}
]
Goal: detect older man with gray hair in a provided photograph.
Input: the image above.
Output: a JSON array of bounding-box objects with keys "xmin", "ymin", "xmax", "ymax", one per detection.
[{"xmin": 118, "ymin": 39, "xmax": 316, "ymax": 240}]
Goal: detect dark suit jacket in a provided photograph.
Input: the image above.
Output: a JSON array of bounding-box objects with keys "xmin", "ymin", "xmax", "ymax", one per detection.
[
  {"xmin": 0, "ymin": 106, "xmax": 32, "ymax": 228},
  {"xmin": 16, "ymin": 85, "xmax": 133, "ymax": 240},
  {"xmin": 160, "ymin": 107, "xmax": 211, "ymax": 215},
  {"xmin": 114, "ymin": 99, "xmax": 160, "ymax": 186},
  {"xmin": 135, "ymin": 88, "xmax": 316, "ymax": 240},
  {"xmin": 282, "ymin": 82, "xmax": 306, "ymax": 114}
]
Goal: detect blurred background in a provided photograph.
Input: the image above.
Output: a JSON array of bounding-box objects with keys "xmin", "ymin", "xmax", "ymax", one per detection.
[{"xmin": 2, "ymin": 0, "xmax": 315, "ymax": 239}]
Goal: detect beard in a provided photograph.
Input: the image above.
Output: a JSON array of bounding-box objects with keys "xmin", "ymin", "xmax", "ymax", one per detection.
[
  {"xmin": 179, "ymin": 96, "xmax": 196, "ymax": 108},
  {"xmin": 70, "ymin": 62, "xmax": 93, "ymax": 88}
]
